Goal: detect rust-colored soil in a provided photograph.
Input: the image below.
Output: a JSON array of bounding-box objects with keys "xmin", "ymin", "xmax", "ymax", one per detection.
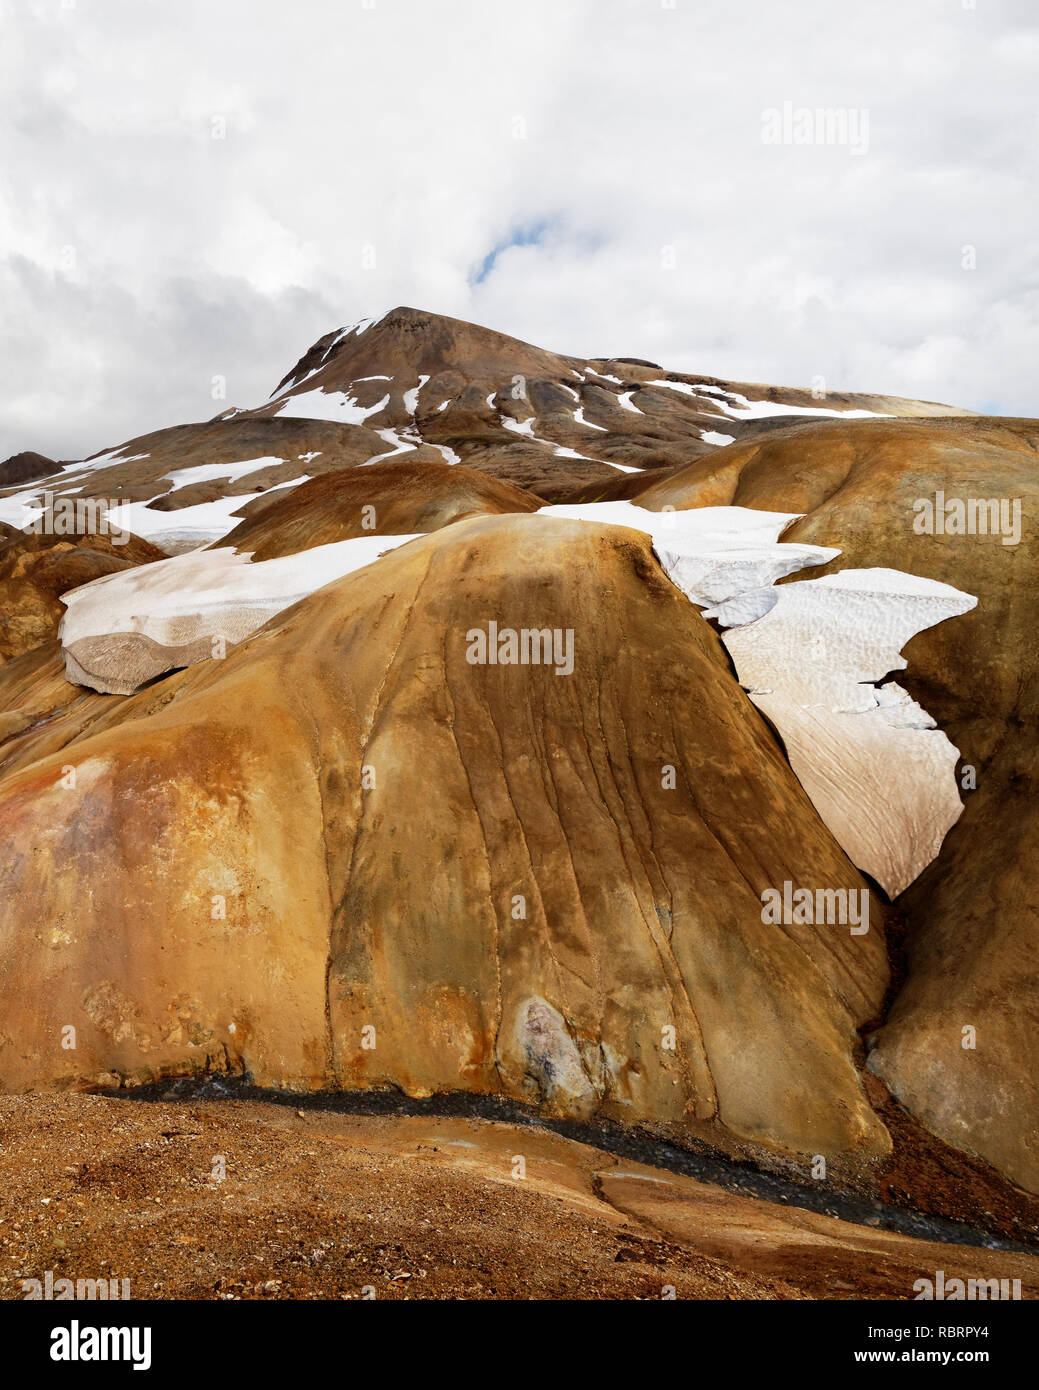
[{"xmin": 1, "ymin": 1095, "xmax": 1035, "ymax": 1301}]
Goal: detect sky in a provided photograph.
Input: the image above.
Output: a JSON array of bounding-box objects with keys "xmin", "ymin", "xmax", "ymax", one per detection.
[{"xmin": 1, "ymin": 0, "xmax": 1036, "ymax": 460}]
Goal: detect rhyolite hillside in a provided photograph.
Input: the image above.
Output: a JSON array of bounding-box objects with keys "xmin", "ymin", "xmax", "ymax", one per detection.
[{"xmin": 0, "ymin": 308, "xmax": 1034, "ymax": 1236}]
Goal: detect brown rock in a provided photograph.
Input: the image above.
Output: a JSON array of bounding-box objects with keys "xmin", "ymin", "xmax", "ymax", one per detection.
[
  {"xmin": 217, "ymin": 458, "xmax": 543, "ymax": 560},
  {"xmin": 637, "ymin": 415, "xmax": 1039, "ymax": 1192},
  {"xmin": 0, "ymin": 528, "xmax": 167, "ymax": 662},
  {"xmin": 0, "ymin": 451, "xmax": 59, "ymax": 486},
  {"xmin": 0, "ymin": 514, "xmax": 890, "ymax": 1165}
]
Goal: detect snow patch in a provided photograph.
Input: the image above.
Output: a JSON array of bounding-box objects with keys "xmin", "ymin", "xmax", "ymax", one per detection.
[
  {"xmin": 403, "ymin": 374, "xmax": 430, "ymax": 416},
  {"xmin": 502, "ymin": 417, "xmax": 536, "ymax": 437},
  {"xmin": 273, "ymin": 388, "xmax": 390, "ymax": 425},
  {"xmin": 359, "ymin": 429, "xmax": 415, "ymax": 467},
  {"xmin": 60, "ymin": 532, "xmax": 421, "ymax": 692},
  {"xmin": 539, "ymin": 500, "xmax": 975, "ymax": 892},
  {"xmin": 104, "ymin": 474, "xmax": 309, "ymax": 548},
  {"xmin": 651, "ymin": 380, "xmax": 892, "ymax": 421},
  {"xmin": 161, "ymin": 457, "xmax": 288, "ymax": 492},
  {"xmin": 723, "ymin": 570, "xmax": 976, "ymax": 895},
  {"xmin": 573, "ymin": 407, "xmax": 608, "ymax": 432}
]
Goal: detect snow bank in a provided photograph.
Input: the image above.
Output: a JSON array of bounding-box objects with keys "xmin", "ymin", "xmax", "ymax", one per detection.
[
  {"xmin": 539, "ymin": 500, "xmax": 976, "ymax": 895},
  {"xmin": 60, "ymin": 533, "xmax": 421, "ymax": 695}
]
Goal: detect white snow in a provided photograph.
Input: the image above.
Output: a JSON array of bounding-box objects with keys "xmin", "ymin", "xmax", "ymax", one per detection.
[
  {"xmin": 723, "ymin": 568, "xmax": 977, "ymax": 711},
  {"xmin": 540, "ymin": 501, "xmax": 803, "ymax": 548},
  {"xmin": 0, "ymin": 488, "xmax": 50, "ymax": 529},
  {"xmin": 723, "ymin": 569, "xmax": 977, "ymax": 895},
  {"xmin": 645, "ymin": 378, "xmax": 702, "ymax": 398},
  {"xmin": 273, "ymin": 318, "xmax": 375, "ymax": 394},
  {"xmin": 573, "ymin": 407, "xmax": 608, "ymax": 432},
  {"xmin": 272, "ymin": 387, "xmax": 390, "ymax": 424},
  {"xmin": 540, "ymin": 504, "xmax": 831, "ymax": 611},
  {"xmin": 650, "ymin": 380, "xmax": 892, "ymax": 421},
  {"xmin": 73, "ymin": 450, "xmax": 152, "ymax": 475},
  {"xmin": 359, "ymin": 429, "xmax": 415, "ymax": 467},
  {"xmin": 531, "ymin": 439, "xmax": 633, "ymax": 472},
  {"xmin": 100, "ymin": 495, "xmax": 259, "ymax": 547},
  {"xmin": 501, "ymin": 417, "xmax": 537, "ymax": 437},
  {"xmin": 355, "ymin": 372, "xmax": 434, "ymax": 465},
  {"xmin": 616, "ymin": 391, "xmax": 643, "ymax": 414},
  {"xmin": 402, "ymin": 374, "xmax": 430, "ymax": 416},
  {"xmin": 538, "ymin": 499, "xmax": 976, "ymax": 893},
  {"xmin": 61, "ymin": 533, "xmax": 422, "ymax": 651},
  {"xmin": 668, "ymin": 543, "xmax": 841, "ymax": 622},
  {"xmin": 355, "ymin": 373, "xmax": 434, "ymax": 466},
  {"xmin": 160, "ymin": 456, "xmax": 288, "ymax": 492},
  {"xmin": 700, "ymin": 430, "xmax": 735, "ymax": 446},
  {"xmin": 103, "ymin": 474, "xmax": 310, "ymax": 548}
]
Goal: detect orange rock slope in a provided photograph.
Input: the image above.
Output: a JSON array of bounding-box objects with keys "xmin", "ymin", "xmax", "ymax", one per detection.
[{"xmin": 0, "ymin": 515, "xmax": 891, "ymax": 1170}]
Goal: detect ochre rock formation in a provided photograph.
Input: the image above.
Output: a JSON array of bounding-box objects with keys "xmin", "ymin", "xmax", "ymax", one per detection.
[
  {"xmin": 217, "ymin": 458, "xmax": 542, "ymax": 559},
  {"xmin": 0, "ymin": 515, "xmax": 891, "ymax": 1166},
  {"xmin": 0, "ymin": 527, "xmax": 166, "ymax": 663},
  {"xmin": 636, "ymin": 416, "xmax": 1039, "ymax": 1191}
]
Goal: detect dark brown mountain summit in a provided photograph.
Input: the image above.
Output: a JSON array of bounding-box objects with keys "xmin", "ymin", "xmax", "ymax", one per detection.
[
  {"xmin": 0, "ymin": 450, "xmax": 59, "ymax": 486},
  {"xmin": 0, "ymin": 308, "xmax": 973, "ymax": 547}
]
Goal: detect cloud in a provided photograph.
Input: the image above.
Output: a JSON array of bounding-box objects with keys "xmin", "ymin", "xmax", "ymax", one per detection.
[{"xmin": 0, "ymin": 0, "xmax": 1035, "ymax": 458}]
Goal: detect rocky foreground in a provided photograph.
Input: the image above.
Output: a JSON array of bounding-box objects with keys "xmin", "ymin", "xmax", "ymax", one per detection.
[
  {"xmin": 0, "ymin": 308, "xmax": 1036, "ymax": 1298},
  {"xmin": 0, "ymin": 1093, "xmax": 1035, "ymax": 1301}
]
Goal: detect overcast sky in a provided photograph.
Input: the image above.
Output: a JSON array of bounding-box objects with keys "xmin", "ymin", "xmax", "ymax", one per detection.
[{"xmin": 1, "ymin": 0, "xmax": 1036, "ymax": 460}]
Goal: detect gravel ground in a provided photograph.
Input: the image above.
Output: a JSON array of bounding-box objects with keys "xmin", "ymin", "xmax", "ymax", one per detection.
[{"xmin": 0, "ymin": 1094, "xmax": 1034, "ymax": 1302}]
